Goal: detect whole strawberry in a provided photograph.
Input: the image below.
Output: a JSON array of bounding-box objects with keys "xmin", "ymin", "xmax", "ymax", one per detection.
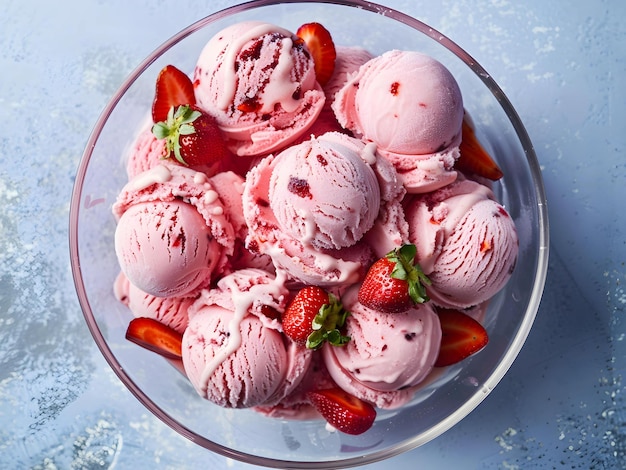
[
  {"xmin": 358, "ymin": 244, "xmax": 431, "ymax": 313},
  {"xmin": 152, "ymin": 104, "xmax": 227, "ymax": 173},
  {"xmin": 282, "ymin": 286, "xmax": 350, "ymax": 349}
]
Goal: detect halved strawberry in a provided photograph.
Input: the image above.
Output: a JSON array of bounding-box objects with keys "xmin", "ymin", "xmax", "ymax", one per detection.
[
  {"xmin": 282, "ymin": 286, "xmax": 350, "ymax": 349},
  {"xmin": 358, "ymin": 244, "xmax": 431, "ymax": 313},
  {"xmin": 435, "ymin": 308, "xmax": 489, "ymax": 367},
  {"xmin": 455, "ymin": 116, "xmax": 504, "ymax": 180},
  {"xmin": 152, "ymin": 65, "xmax": 196, "ymax": 123},
  {"xmin": 125, "ymin": 317, "xmax": 183, "ymax": 360},
  {"xmin": 306, "ymin": 388, "xmax": 376, "ymax": 435},
  {"xmin": 296, "ymin": 22, "xmax": 336, "ymax": 86}
]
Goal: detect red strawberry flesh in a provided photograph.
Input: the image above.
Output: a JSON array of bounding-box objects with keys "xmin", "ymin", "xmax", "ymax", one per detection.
[
  {"xmin": 296, "ymin": 22, "xmax": 336, "ymax": 86},
  {"xmin": 306, "ymin": 388, "xmax": 376, "ymax": 435},
  {"xmin": 435, "ymin": 309, "xmax": 489, "ymax": 367},
  {"xmin": 456, "ymin": 117, "xmax": 504, "ymax": 180},
  {"xmin": 151, "ymin": 65, "xmax": 196, "ymax": 123},
  {"xmin": 358, "ymin": 244, "xmax": 430, "ymax": 313},
  {"xmin": 152, "ymin": 104, "xmax": 227, "ymax": 173},
  {"xmin": 282, "ymin": 286, "xmax": 350, "ymax": 349},
  {"xmin": 125, "ymin": 317, "xmax": 183, "ymax": 360}
]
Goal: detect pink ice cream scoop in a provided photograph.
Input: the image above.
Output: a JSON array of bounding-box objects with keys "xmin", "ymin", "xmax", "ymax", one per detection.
[
  {"xmin": 268, "ymin": 133, "xmax": 381, "ymax": 251},
  {"xmin": 182, "ymin": 269, "xmax": 312, "ymax": 408},
  {"xmin": 322, "ymin": 287, "xmax": 441, "ymax": 409},
  {"xmin": 114, "ymin": 200, "xmax": 219, "ymax": 298},
  {"xmin": 404, "ymin": 177, "xmax": 519, "ymax": 309},
  {"xmin": 253, "ymin": 353, "xmax": 337, "ymax": 420},
  {"xmin": 113, "ymin": 163, "xmax": 235, "ymax": 297},
  {"xmin": 125, "ymin": 127, "xmax": 167, "ymax": 179},
  {"xmin": 289, "ymin": 47, "xmax": 376, "ymax": 145},
  {"xmin": 114, "ymin": 272, "xmax": 195, "ymax": 334},
  {"xmin": 242, "ymin": 132, "xmax": 390, "ymax": 287},
  {"xmin": 324, "ymin": 46, "xmax": 375, "ymax": 101},
  {"xmin": 193, "ymin": 21, "xmax": 325, "ymax": 157},
  {"xmin": 184, "ymin": 308, "xmax": 288, "ymax": 408},
  {"xmin": 320, "ymin": 132, "xmax": 408, "ymax": 259},
  {"xmin": 332, "ymin": 50, "xmax": 464, "ymax": 193}
]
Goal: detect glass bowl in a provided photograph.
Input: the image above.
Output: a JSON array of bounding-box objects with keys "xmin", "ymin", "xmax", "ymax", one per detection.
[{"xmin": 69, "ymin": 0, "xmax": 549, "ymax": 467}]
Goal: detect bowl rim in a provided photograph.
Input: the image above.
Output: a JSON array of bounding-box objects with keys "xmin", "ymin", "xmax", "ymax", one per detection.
[{"xmin": 69, "ymin": 0, "xmax": 549, "ymax": 467}]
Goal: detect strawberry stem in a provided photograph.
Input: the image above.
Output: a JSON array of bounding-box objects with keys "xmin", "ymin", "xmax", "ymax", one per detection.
[
  {"xmin": 387, "ymin": 244, "xmax": 431, "ymax": 304},
  {"xmin": 306, "ymin": 294, "xmax": 351, "ymax": 349},
  {"xmin": 152, "ymin": 104, "xmax": 200, "ymax": 166}
]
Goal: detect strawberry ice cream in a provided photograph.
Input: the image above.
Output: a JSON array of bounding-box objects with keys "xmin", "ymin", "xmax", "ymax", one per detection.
[
  {"xmin": 333, "ymin": 50, "xmax": 464, "ymax": 193},
  {"xmin": 324, "ymin": 46, "xmax": 374, "ymax": 101},
  {"xmin": 193, "ymin": 21, "xmax": 325, "ymax": 158},
  {"xmin": 288, "ymin": 47, "xmax": 375, "ymax": 144},
  {"xmin": 114, "ymin": 272, "xmax": 194, "ymax": 334},
  {"xmin": 268, "ymin": 134, "xmax": 380, "ymax": 250},
  {"xmin": 113, "ymin": 163, "xmax": 235, "ymax": 297},
  {"xmin": 110, "ymin": 17, "xmax": 519, "ymax": 434},
  {"xmin": 125, "ymin": 127, "xmax": 167, "ymax": 179},
  {"xmin": 182, "ymin": 268, "xmax": 312, "ymax": 408},
  {"xmin": 242, "ymin": 132, "xmax": 405, "ymax": 287},
  {"xmin": 321, "ymin": 131, "xmax": 408, "ymax": 258},
  {"xmin": 404, "ymin": 177, "xmax": 518, "ymax": 309},
  {"xmin": 209, "ymin": 170, "xmax": 274, "ymax": 272},
  {"xmin": 322, "ymin": 287, "xmax": 441, "ymax": 409},
  {"xmin": 253, "ymin": 353, "xmax": 336, "ymax": 420},
  {"xmin": 243, "ymin": 132, "xmax": 408, "ymax": 286}
]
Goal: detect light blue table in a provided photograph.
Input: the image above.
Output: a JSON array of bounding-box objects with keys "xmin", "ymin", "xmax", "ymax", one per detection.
[{"xmin": 1, "ymin": 0, "xmax": 624, "ymax": 468}]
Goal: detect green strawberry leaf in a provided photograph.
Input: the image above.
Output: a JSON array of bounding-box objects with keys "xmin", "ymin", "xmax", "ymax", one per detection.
[
  {"xmin": 388, "ymin": 244, "xmax": 431, "ymax": 304},
  {"xmin": 306, "ymin": 294, "xmax": 351, "ymax": 349}
]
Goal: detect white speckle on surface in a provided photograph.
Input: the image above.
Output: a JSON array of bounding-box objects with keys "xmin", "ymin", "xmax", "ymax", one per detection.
[
  {"xmin": 526, "ymin": 71, "xmax": 554, "ymax": 83},
  {"xmin": 495, "ymin": 427, "xmax": 518, "ymax": 452}
]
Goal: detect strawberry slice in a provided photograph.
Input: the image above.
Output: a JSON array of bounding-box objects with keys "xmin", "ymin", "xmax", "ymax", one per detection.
[
  {"xmin": 296, "ymin": 22, "xmax": 336, "ymax": 86},
  {"xmin": 125, "ymin": 317, "xmax": 183, "ymax": 360},
  {"xmin": 307, "ymin": 388, "xmax": 376, "ymax": 435},
  {"xmin": 455, "ymin": 116, "xmax": 504, "ymax": 180},
  {"xmin": 152, "ymin": 65, "xmax": 196, "ymax": 123},
  {"xmin": 435, "ymin": 309, "xmax": 489, "ymax": 367}
]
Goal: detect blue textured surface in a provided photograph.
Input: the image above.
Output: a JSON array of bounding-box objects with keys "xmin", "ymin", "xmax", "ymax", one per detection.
[{"xmin": 1, "ymin": 0, "xmax": 624, "ymax": 468}]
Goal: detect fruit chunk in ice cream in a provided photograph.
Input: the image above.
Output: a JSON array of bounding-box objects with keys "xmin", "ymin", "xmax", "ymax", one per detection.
[
  {"xmin": 193, "ymin": 21, "xmax": 326, "ymax": 157},
  {"xmin": 333, "ymin": 49, "xmax": 464, "ymax": 193}
]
